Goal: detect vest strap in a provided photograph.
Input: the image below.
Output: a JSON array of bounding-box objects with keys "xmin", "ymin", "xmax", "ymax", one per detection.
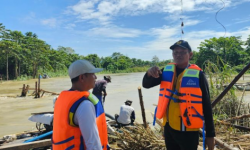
[
  {"xmin": 52, "ymin": 136, "xmax": 74, "ymax": 145},
  {"xmin": 165, "ymin": 95, "xmax": 184, "ymax": 103},
  {"xmin": 183, "ymin": 106, "xmax": 204, "ymax": 126},
  {"xmin": 166, "ymin": 89, "xmax": 184, "ymax": 96},
  {"xmin": 65, "ymin": 145, "xmax": 74, "ymax": 150}
]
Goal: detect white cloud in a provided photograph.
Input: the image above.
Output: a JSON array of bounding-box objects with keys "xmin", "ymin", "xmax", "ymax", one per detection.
[
  {"xmin": 233, "ymin": 15, "xmax": 250, "ymax": 24},
  {"xmin": 87, "ymin": 25, "xmax": 143, "ymax": 38},
  {"xmin": 64, "ymin": 23, "xmax": 76, "ymax": 30},
  {"xmin": 41, "ymin": 18, "xmax": 58, "ymax": 28},
  {"xmin": 20, "ymin": 12, "xmax": 37, "ymax": 23},
  {"xmin": 67, "ymin": 0, "xmax": 242, "ymax": 25},
  {"xmin": 110, "ymin": 25, "xmax": 250, "ymax": 60}
]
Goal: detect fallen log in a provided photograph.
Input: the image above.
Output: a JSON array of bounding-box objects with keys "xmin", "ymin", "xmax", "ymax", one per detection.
[
  {"xmin": 214, "ymin": 137, "xmax": 235, "ymax": 150},
  {"xmin": 225, "ymin": 113, "xmax": 250, "ymax": 122},
  {"xmin": 216, "ymin": 120, "xmax": 250, "ymax": 131}
]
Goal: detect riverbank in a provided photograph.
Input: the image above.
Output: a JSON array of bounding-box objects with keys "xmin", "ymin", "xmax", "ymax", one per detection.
[
  {"xmin": 0, "ymin": 66, "xmax": 152, "ymax": 81},
  {"xmin": 0, "ymin": 73, "xmax": 157, "ymax": 137}
]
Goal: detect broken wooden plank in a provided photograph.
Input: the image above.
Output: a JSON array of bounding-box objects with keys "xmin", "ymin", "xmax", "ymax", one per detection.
[
  {"xmin": 31, "ymin": 111, "xmax": 54, "ymax": 115},
  {"xmin": 40, "ymin": 89, "xmax": 59, "ymax": 95},
  {"xmin": 0, "ymin": 139, "xmax": 51, "ymax": 150}
]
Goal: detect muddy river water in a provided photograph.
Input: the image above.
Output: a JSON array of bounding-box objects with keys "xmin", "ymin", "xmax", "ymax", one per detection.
[
  {"xmin": 0, "ymin": 73, "xmax": 159, "ymax": 137},
  {"xmin": 0, "ymin": 72, "xmax": 249, "ymax": 137}
]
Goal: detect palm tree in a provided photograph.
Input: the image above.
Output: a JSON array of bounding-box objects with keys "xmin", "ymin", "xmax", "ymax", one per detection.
[
  {"xmin": 9, "ymin": 30, "xmax": 24, "ymax": 78},
  {"xmin": 0, "ymin": 40, "xmax": 16, "ymax": 80}
]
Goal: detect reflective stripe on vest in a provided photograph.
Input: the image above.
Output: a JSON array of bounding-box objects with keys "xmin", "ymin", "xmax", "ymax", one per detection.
[
  {"xmin": 158, "ymin": 63, "xmax": 204, "ymax": 129},
  {"xmin": 52, "ymin": 91, "xmax": 108, "ymax": 150},
  {"xmin": 156, "ymin": 63, "xmax": 175, "ymax": 119}
]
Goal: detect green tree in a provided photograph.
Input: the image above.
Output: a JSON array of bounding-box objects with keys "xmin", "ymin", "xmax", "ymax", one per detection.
[
  {"xmin": 197, "ymin": 36, "xmax": 245, "ymax": 69},
  {"xmin": 9, "ymin": 30, "xmax": 24, "ymax": 78},
  {"xmin": 0, "ymin": 40, "xmax": 16, "ymax": 80},
  {"xmin": 85, "ymin": 54, "xmax": 101, "ymax": 68},
  {"xmin": 57, "ymin": 46, "xmax": 75, "ymax": 54},
  {"xmin": 152, "ymin": 55, "xmax": 159, "ymax": 66}
]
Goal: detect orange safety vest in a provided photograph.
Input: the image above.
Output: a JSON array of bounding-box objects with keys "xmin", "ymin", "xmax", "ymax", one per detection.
[
  {"xmin": 52, "ymin": 91, "xmax": 108, "ymax": 150},
  {"xmin": 156, "ymin": 63, "xmax": 204, "ymax": 129}
]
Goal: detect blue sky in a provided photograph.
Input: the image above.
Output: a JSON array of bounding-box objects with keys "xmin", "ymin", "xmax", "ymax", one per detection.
[{"xmin": 1, "ymin": 0, "xmax": 250, "ymax": 61}]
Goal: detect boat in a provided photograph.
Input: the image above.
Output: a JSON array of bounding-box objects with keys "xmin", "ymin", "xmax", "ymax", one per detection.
[{"xmin": 0, "ymin": 112, "xmax": 117, "ymax": 150}]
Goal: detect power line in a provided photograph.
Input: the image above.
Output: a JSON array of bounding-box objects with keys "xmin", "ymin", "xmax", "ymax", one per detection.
[{"xmin": 215, "ymin": 0, "xmax": 226, "ymax": 37}]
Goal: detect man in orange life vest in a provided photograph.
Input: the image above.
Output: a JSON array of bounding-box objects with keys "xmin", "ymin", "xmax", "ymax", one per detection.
[
  {"xmin": 143, "ymin": 40, "xmax": 215, "ymax": 150},
  {"xmin": 52, "ymin": 59, "xmax": 109, "ymax": 150}
]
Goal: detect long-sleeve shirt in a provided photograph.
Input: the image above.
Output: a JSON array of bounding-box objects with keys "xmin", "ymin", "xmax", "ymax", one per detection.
[
  {"xmin": 92, "ymin": 79, "xmax": 107, "ymax": 96},
  {"xmin": 142, "ymin": 67, "xmax": 215, "ymax": 137},
  {"xmin": 74, "ymin": 101, "xmax": 102, "ymax": 150}
]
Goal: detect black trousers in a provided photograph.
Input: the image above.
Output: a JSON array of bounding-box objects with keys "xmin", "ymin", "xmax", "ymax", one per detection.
[{"xmin": 164, "ymin": 123, "xmax": 199, "ymax": 150}]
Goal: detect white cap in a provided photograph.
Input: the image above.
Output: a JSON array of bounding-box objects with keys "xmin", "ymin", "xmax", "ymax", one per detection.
[{"xmin": 68, "ymin": 59, "xmax": 103, "ymax": 79}]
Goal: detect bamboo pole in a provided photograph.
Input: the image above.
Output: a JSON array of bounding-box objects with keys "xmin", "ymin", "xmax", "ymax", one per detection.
[
  {"xmin": 236, "ymin": 86, "xmax": 246, "ymax": 116},
  {"xmin": 24, "ymin": 85, "xmax": 29, "ymax": 96},
  {"xmin": 138, "ymin": 86, "xmax": 147, "ymax": 128},
  {"xmin": 212, "ymin": 62, "xmax": 250, "ymax": 108},
  {"xmin": 38, "ymin": 74, "xmax": 41, "ymax": 98},
  {"xmin": 244, "ymin": 105, "xmax": 248, "ymax": 127},
  {"xmin": 35, "ymin": 81, "xmax": 38, "ymax": 98},
  {"xmin": 21, "ymin": 84, "xmax": 25, "ymax": 97}
]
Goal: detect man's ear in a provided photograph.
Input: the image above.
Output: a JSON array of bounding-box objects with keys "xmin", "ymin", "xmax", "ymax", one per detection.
[
  {"xmin": 79, "ymin": 74, "xmax": 85, "ymax": 82},
  {"xmin": 189, "ymin": 52, "xmax": 193, "ymax": 59}
]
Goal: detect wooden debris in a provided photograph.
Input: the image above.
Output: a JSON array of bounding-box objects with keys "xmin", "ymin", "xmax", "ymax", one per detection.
[
  {"xmin": 114, "ymin": 124, "xmax": 166, "ymax": 150},
  {"xmin": 0, "ymin": 139, "xmax": 51, "ymax": 150},
  {"xmin": 225, "ymin": 113, "xmax": 250, "ymax": 122},
  {"xmin": 214, "ymin": 137, "xmax": 236, "ymax": 150},
  {"xmin": 20, "ymin": 85, "xmax": 29, "ymax": 97},
  {"xmin": 40, "ymin": 89, "xmax": 59, "ymax": 95},
  {"xmin": 138, "ymin": 87, "xmax": 147, "ymax": 128},
  {"xmin": 216, "ymin": 120, "xmax": 250, "ymax": 131}
]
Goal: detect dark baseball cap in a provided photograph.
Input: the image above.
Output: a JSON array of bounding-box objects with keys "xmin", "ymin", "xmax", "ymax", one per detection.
[
  {"xmin": 170, "ymin": 40, "xmax": 192, "ymax": 52},
  {"xmin": 104, "ymin": 76, "xmax": 111, "ymax": 82},
  {"xmin": 125, "ymin": 100, "xmax": 132, "ymax": 105}
]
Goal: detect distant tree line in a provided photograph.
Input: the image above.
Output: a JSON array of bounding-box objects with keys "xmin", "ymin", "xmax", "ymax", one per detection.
[
  {"xmin": 191, "ymin": 36, "xmax": 250, "ymax": 72},
  {"xmin": 1, "ymin": 22, "xmax": 250, "ymax": 80},
  {"xmin": 0, "ymin": 23, "xmax": 171, "ymax": 80}
]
